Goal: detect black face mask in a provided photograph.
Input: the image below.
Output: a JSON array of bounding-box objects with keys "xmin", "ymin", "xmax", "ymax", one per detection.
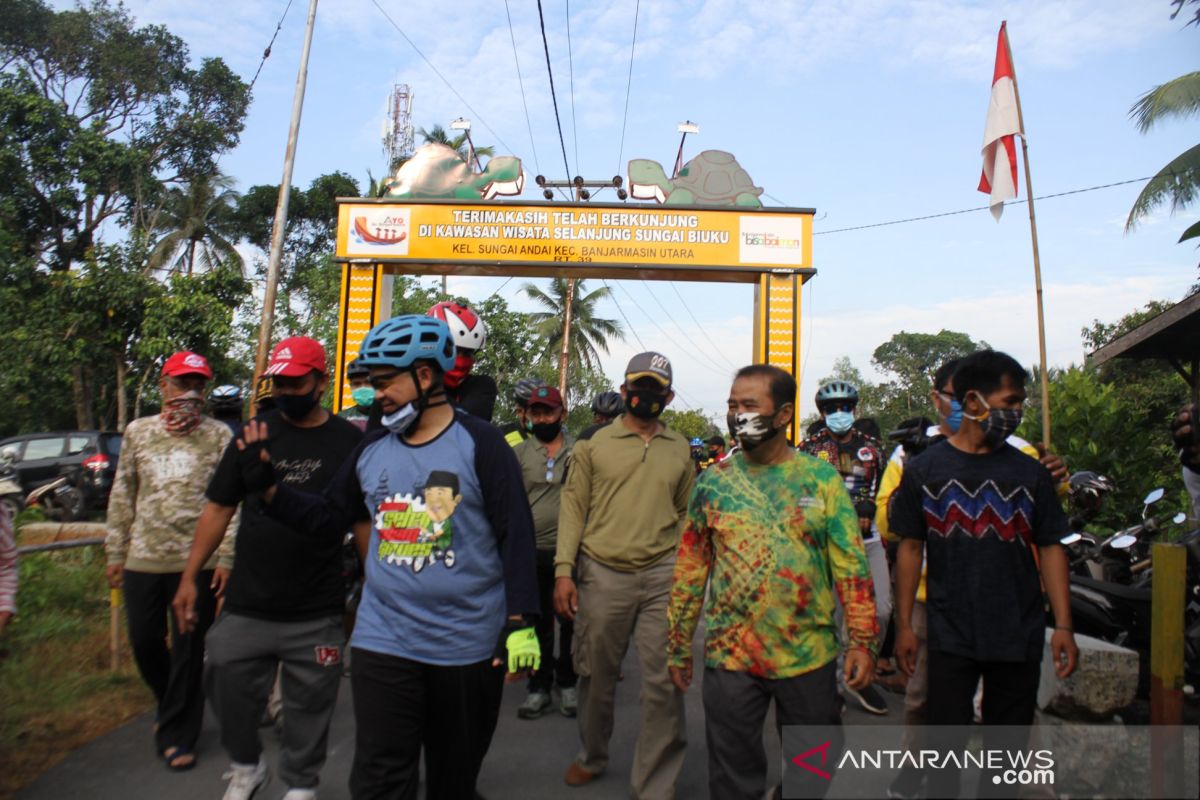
[
  {"xmin": 275, "ymin": 389, "xmax": 320, "ymax": 421},
  {"xmin": 528, "ymin": 420, "xmax": 562, "ymax": 443},
  {"xmin": 625, "ymin": 389, "xmax": 667, "ymax": 420}
]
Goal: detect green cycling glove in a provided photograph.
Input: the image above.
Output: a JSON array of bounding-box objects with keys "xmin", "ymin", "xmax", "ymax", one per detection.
[{"xmin": 505, "ymin": 627, "xmax": 541, "ymax": 673}]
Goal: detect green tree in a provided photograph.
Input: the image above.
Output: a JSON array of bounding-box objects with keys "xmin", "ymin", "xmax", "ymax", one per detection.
[
  {"xmin": 148, "ymin": 173, "xmax": 242, "ymax": 275},
  {"xmin": 661, "ymin": 409, "xmax": 721, "ymax": 441},
  {"xmin": 1126, "ymin": 2, "xmax": 1200, "ymax": 253},
  {"xmin": 521, "ymin": 278, "xmax": 624, "ymax": 373},
  {"xmin": 0, "ymin": 0, "xmax": 250, "ymax": 271},
  {"xmin": 416, "ymin": 124, "xmax": 495, "ymax": 166},
  {"xmin": 871, "ymin": 330, "xmax": 984, "ymax": 418}
]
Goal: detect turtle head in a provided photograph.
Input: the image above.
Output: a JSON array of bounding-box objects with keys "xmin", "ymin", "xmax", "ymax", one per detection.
[
  {"xmin": 477, "ymin": 156, "xmax": 525, "ymax": 199},
  {"xmin": 628, "ymin": 159, "xmax": 671, "ymax": 203}
]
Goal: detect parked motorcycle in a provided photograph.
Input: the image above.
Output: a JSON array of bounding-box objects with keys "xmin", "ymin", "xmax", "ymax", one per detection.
[
  {"xmin": 24, "ymin": 465, "xmax": 86, "ymax": 522},
  {"xmin": 0, "ymin": 446, "xmax": 24, "ymax": 520}
]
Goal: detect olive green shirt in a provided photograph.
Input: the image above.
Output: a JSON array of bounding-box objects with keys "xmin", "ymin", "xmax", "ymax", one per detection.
[
  {"xmin": 513, "ymin": 433, "xmax": 575, "ymax": 551},
  {"xmin": 555, "ymin": 416, "xmax": 694, "ymax": 577}
]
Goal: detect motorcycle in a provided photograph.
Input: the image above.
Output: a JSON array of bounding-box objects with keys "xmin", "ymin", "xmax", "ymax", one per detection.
[
  {"xmin": 0, "ymin": 447, "xmax": 23, "ymax": 519},
  {"xmin": 25, "ymin": 465, "xmax": 86, "ymax": 522}
]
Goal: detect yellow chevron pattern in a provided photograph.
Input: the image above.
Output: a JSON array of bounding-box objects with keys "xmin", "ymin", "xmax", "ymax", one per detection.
[{"xmin": 334, "ymin": 263, "xmax": 387, "ymax": 412}]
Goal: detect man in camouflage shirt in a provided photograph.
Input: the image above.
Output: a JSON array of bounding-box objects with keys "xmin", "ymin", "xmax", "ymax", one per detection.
[{"xmin": 105, "ymin": 351, "xmax": 236, "ymax": 770}]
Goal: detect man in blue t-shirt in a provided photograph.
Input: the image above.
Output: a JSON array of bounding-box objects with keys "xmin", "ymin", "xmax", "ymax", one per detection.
[
  {"xmin": 890, "ymin": 349, "xmax": 1077, "ymax": 799},
  {"xmin": 234, "ymin": 315, "xmax": 540, "ymax": 800}
]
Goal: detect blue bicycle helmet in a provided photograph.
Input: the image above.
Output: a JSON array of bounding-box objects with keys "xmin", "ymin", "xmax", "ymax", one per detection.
[
  {"xmin": 814, "ymin": 380, "xmax": 859, "ymax": 411},
  {"xmin": 357, "ymin": 315, "xmax": 456, "ymax": 372}
]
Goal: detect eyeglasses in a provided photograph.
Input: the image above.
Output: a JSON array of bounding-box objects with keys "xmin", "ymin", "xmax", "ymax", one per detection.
[
  {"xmin": 821, "ymin": 403, "xmax": 855, "ymax": 414},
  {"xmin": 545, "ymin": 456, "xmax": 556, "ymax": 483},
  {"xmin": 367, "ymin": 371, "xmax": 405, "ymax": 390}
]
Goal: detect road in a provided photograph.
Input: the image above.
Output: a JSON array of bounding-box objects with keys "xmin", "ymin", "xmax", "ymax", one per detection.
[{"xmin": 17, "ymin": 643, "xmax": 903, "ymax": 799}]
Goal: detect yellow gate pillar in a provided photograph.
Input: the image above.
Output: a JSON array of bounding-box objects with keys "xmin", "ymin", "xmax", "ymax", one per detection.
[
  {"xmin": 333, "ymin": 262, "xmax": 392, "ymax": 412},
  {"xmin": 753, "ymin": 273, "xmax": 805, "ymax": 440}
]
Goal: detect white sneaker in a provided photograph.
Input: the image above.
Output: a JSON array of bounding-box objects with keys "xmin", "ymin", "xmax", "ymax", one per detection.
[
  {"xmin": 282, "ymin": 790, "xmax": 317, "ymax": 800},
  {"xmin": 222, "ymin": 759, "xmax": 269, "ymax": 800}
]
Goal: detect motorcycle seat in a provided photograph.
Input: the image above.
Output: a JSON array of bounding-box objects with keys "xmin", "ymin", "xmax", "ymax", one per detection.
[{"xmin": 1071, "ymin": 576, "xmax": 1151, "ymax": 603}]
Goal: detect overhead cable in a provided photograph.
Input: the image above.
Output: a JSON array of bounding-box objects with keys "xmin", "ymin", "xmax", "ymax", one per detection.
[
  {"xmin": 535, "ymin": 0, "xmax": 573, "ymax": 181},
  {"xmin": 503, "ymin": 0, "xmax": 542, "ymax": 176},
  {"xmin": 248, "ymin": 0, "xmax": 295, "ymax": 90},
  {"xmin": 614, "ymin": 0, "xmax": 641, "ymax": 175},
  {"xmin": 566, "ymin": 0, "xmax": 580, "ymax": 176}
]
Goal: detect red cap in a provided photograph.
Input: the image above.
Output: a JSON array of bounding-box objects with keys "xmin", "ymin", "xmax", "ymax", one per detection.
[
  {"xmin": 162, "ymin": 351, "xmax": 213, "ymax": 379},
  {"xmin": 528, "ymin": 385, "xmax": 563, "ymax": 409},
  {"xmin": 264, "ymin": 337, "xmax": 327, "ymax": 377}
]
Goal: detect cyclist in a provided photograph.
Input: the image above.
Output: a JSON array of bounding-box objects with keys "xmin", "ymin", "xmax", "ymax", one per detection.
[
  {"xmin": 428, "ymin": 301, "xmax": 497, "ymax": 421},
  {"xmin": 209, "ymin": 385, "xmax": 245, "ymax": 436},
  {"xmin": 578, "ymin": 391, "xmax": 623, "ymax": 441},
  {"xmin": 799, "ymin": 380, "xmax": 890, "ymax": 716},
  {"xmin": 500, "ymin": 377, "xmax": 541, "ymax": 447},
  {"xmin": 339, "ymin": 359, "xmax": 372, "ymax": 431}
]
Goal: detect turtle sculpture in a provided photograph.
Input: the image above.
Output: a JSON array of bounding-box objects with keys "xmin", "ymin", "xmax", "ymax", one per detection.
[
  {"xmin": 385, "ymin": 143, "xmax": 525, "ymax": 200},
  {"xmin": 628, "ymin": 150, "xmax": 763, "ymax": 207}
]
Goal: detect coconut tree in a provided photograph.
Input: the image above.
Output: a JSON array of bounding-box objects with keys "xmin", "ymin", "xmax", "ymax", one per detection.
[
  {"xmin": 522, "ymin": 278, "xmax": 624, "ymax": 375},
  {"xmin": 1126, "ymin": 5, "xmax": 1200, "ymax": 244},
  {"xmin": 417, "ymin": 124, "xmax": 495, "ymax": 167},
  {"xmin": 148, "ymin": 173, "xmax": 243, "ymax": 275}
]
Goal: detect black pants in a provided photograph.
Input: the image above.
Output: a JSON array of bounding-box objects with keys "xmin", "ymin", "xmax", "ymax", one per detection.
[
  {"xmin": 529, "ymin": 549, "xmax": 576, "ymax": 693},
  {"xmin": 122, "ymin": 568, "xmax": 216, "ymax": 754},
  {"xmin": 348, "ymin": 647, "xmax": 505, "ymax": 800},
  {"xmin": 926, "ymin": 650, "xmax": 1041, "ymax": 799}
]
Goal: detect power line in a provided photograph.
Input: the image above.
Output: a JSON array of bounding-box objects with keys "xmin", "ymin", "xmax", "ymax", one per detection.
[
  {"xmin": 812, "ymin": 174, "xmax": 1172, "ymax": 236},
  {"xmin": 535, "ymin": 0, "xmax": 572, "ymax": 181},
  {"xmin": 602, "ymin": 279, "xmax": 647, "ymax": 350},
  {"xmin": 369, "ymin": 0, "xmax": 516, "ymax": 154},
  {"xmin": 565, "ymin": 0, "xmax": 580, "ymax": 177},
  {"xmin": 613, "ymin": 282, "xmax": 730, "ymax": 381},
  {"xmin": 666, "ymin": 281, "xmax": 741, "ymax": 371},
  {"xmin": 247, "ymin": 0, "xmax": 295, "ymax": 90},
  {"xmin": 614, "ymin": 0, "xmax": 641, "ymax": 175},
  {"xmin": 503, "ymin": 0, "xmax": 541, "ymax": 176}
]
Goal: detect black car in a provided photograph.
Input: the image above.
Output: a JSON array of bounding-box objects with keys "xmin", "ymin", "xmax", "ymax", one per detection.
[{"xmin": 0, "ymin": 431, "xmax": 123, "ymax": 511}]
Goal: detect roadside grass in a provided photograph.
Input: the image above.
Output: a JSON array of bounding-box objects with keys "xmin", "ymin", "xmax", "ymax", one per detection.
[{"xmin": 0, "ymin": 537, "xmax": 151, "ymax": 799}]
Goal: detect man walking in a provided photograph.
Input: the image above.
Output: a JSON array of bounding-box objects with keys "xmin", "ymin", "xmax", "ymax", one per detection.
[
  {"xmin": 891, "ymin": 350, "xmax": 1077, "ymax": 799},
  {"xmin": 668, "ymin": 365, "xmax": 877, "ymax": 800},
  {"xmin": 105, "ymin": 350, "xmax": 234, "ymax": 771},
  {"xmin": 554, "ymin": 352, "xmax": 694, "ymax": 798},
  {"xmin": 173, "ymin": 337, "xmax": 362, "ymax": 800},
  {"xmin": 513, "ymin": 385, "xmax": 578, "ymax": 720}
]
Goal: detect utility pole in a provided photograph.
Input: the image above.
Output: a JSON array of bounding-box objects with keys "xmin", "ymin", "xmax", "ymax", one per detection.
[
  {"xmin": 254, "ymin": 0, "xmax": 319, "ymax": 380},
  {"xmin": 534, "ymin": 175, "xmax": 627, "ymax": 398}
]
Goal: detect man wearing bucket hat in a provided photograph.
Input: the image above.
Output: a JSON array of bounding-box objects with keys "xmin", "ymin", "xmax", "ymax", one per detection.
[
  {"xmin": 174, "ymin": 336, "xmax": 363, "ymax": 800},
  {"xmin": 105, "ymin": 350, "xmax": 235, "ymax": 772}
]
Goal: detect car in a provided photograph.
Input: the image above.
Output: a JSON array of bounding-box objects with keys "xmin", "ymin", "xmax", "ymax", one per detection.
[{"xmin": 0, "ymin": 430, "xmax": 123, "ymax": 513}]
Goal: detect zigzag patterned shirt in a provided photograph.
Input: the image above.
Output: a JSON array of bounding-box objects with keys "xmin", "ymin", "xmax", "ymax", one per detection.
[{"xmin": 890, "ymin": 440, "xmax": 1067, "ymax": 662}]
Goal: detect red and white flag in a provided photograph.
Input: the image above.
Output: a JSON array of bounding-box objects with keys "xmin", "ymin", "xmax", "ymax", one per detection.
[{"xmin": 978, "ymin": 22, "xmax": 1022, "ymax": 221}]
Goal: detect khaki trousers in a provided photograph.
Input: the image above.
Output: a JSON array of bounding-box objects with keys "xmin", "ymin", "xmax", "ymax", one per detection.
[{"xmin": 573, "ymin": 554, "xmax": 687, "ymax": 800}]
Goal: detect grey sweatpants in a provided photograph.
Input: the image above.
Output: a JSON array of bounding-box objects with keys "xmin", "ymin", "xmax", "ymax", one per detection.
[{"xmin": 205, "ymin": 612, "xmax": 346, "ymax": 789}]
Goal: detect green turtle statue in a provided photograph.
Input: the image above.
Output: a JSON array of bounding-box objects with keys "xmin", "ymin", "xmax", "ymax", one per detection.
[
  {"xmin": 628, "ymin": 150, "xmax": 763, "ymax": 207},
  {"xmin": 385, "ymin": 143, "xmax": 525, "ymax": 200}
]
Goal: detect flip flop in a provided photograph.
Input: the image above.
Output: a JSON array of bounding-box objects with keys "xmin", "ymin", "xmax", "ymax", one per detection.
[{"xmin": 163, "ymin": 746, "xmax": 196, "ymax": 771}]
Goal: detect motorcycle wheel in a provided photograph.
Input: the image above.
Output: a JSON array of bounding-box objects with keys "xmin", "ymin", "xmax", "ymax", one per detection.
[
  {"xmin": 0, "ymin": 494, "xmax": 20, "ymax": 520},
  {"xmin": 54, "ymin": 487, "xmax": 85, "ymax": 522}
]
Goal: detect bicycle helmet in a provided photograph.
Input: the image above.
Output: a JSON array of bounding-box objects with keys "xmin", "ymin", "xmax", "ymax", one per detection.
[
  {"xmin": 1068, "ymin": 471, "xmax": 1115, "ymax": 502},
  {"xmin": 591, "ymin": 391, "xmax": 623, "ymax": 417},
  {"xmin": 690, "ymin": 438, "xmax": 704, "ymax": 447},
  {"xmin": 357, "ymin": 315, "xmax": 456, "ymax": 372},
  {"xmin": 209, "ymin": 384, "xmax": 243, "ymax": 410},
  {"xmin": 814, "ymin": 380, "xmax": 859, "ymax": 411},
  {"xmin": 427, "ymin": 302, "xmax": 487, "ymax": 352},
  {"xmin": 512, "ymin": 377, "xmax": 542, "ymax": 407},
  {"xmin": 346, "ymin": 358, "xmax": 369, "ymax": 379}
]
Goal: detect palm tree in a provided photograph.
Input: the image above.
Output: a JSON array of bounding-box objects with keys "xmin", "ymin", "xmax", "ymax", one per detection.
[
  {"xmin": 1126, "ymin": 70, "xmax": 1200, "ymax": 242},
  {"xmin": 522, "ymin": 278, "xmax": 624, "ymax": 374},
  {"xmin": 148, "ymin": 173, "xmax": 243, "ymax": 276},
  {"xmin": 417, "ymin": 124, "xmax": 495, "ymax": 168}
]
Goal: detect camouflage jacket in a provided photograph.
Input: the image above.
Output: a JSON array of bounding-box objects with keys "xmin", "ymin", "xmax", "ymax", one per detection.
[{"xmin": 105, "ymin": 415, "xmax": 237, "ymax": 572}]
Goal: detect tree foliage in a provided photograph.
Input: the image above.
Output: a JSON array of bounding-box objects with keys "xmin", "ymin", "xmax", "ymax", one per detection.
[{"xmin": 522, "ymin": 278, "xmax": 624, "ymax": 372}]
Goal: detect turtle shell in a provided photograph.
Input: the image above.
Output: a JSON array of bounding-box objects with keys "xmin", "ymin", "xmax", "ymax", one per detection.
[{"xmin": 674, "ymin": 150, "xmax": 763, "ymax": 202}]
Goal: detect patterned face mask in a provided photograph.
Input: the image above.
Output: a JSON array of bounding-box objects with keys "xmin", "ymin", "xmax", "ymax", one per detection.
[
  {"xmin": 163, "ymin": 392, "xmax": 204, "ymax": 436},
  {"xmin": 727, "ymin": 411, "xmax": 781, "ymax": 452},
  {"xmin": 964, "ymin": 393, "xmax": 1023, "ymax": 447}
]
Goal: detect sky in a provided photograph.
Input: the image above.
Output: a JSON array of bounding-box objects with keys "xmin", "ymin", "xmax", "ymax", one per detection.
[{"xmin": 62, "ymin": 0, "xmax": 1199, "ymax": 420}]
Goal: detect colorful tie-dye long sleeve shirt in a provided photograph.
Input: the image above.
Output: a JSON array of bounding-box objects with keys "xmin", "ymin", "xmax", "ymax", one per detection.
[{"xmin": 667, "ymin": 450, "xmax": 878, "ymax": 679}]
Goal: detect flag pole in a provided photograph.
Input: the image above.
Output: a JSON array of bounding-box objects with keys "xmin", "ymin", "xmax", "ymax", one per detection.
[{"xmin": 1002, "ymin": 23, "xmax": 1051, "ymax": 450}]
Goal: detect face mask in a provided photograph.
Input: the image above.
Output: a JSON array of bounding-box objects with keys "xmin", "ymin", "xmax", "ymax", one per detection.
[
  {"xmin": 275, "ymin": 389, "xmax": 320, "ymax": 421},
  {"xmin": 382, "ymin": 403, "xmax": 419, "ymax": 435},
  {"xmin": 825, "ymin": 410, "xmax": 855, "ymax": 435},
  {"xmin": 351, "ymin": 387, "xmax": 376, "ymax": 411},
  {"xmin": 727, "ymin": 411, "xmax": 781, "ymax": 452},
  {"xmin": 444, "ymin": 351, "xmax": 475, "ymax": 389},
  {"xmin": 625, "ymin": 388, "xmax": 667, "ymax": 420},
  {"xmin": 162, "ymin": 393, "xmax": 203, "ymax": 436},
  {"xmin": 946, "ymin": 399, "xmax": 964, "ymax": 434},
  {"xmin": 964, "ymin": 393, "xmax": 1023, "ymax": 447},
  {"xmin": 528, "ymin": 420, "xmax": 562, "ymax": 443}
]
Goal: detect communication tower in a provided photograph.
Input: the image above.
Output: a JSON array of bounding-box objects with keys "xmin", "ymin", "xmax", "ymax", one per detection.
[{"xmin": 382, "ymin": 84, "xmax": 415, "ymax": 167}]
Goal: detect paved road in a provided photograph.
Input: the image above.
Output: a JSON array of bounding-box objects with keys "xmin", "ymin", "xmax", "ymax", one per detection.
[{"xmin": 18, "ymin": 645, "xmax": 903, "ymax": 799}]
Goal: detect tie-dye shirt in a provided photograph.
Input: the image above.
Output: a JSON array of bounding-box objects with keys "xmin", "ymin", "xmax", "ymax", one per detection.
[{"xmin": 667, "ymin": 450, "xmax": 878, "ymax": 679}]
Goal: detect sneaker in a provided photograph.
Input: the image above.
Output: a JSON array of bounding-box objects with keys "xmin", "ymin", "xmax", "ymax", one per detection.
[
  {"xmin": 843, "ymin": 683, "xmax": 889, "ymax": 715},
  {"xmin": 558, "ymin": 686, "xmax": 578, "ymax": 717},
  {"xmin": 222, "ymin": 759, "xmax": 269, "ymax": 800},
  {"xmin": 282, "ymin": 790, "xmax": 317, "ymax": 800},
  {"xmin": 517, "ymin": 690, "xmax": 552, "ymax": 719}
]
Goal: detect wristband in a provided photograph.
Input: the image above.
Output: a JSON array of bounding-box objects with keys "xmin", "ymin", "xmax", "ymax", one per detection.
[{"xmin": 1054, "ymin": 625, "xmax": 1073, "ymax": 633}]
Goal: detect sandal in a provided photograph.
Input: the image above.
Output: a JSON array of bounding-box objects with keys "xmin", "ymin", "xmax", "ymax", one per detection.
[{"xmin": 163, "ymin": 746, "xmax": 196, "ymax": 771}]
